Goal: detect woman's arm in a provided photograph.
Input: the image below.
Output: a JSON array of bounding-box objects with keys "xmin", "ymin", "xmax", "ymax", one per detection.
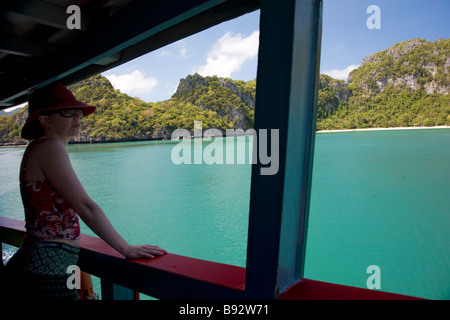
[{"xmin": 36, "ymin": 138, "xmax": 166, "ymax": 259}]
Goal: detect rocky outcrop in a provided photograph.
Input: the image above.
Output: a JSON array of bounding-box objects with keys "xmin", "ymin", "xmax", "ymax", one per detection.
[
  {"xmin": 349, "ymin": 38, "xmax": 449, "ymax": 94},
  {"xmin": 175, "ymin": 73, "xmax": 255, "ymax": 108},
  {"xmin": 174, "ymin": 73, "xmax": 255, "ymax": 130}
]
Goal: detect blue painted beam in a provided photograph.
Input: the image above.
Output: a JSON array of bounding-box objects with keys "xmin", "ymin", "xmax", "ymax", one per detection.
[
  {"xmin": 245, "ymin": 0, "xmax": 322, "ymax": 298},
  {"xmin": 277, "ymin": 0, "xmax": 322, "ymax": 293}
]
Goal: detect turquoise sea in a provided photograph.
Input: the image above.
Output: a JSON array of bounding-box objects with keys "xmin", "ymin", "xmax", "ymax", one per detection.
[{"xmin": 1, "ymin": 129, "xmax": 449, "ymax": 299}]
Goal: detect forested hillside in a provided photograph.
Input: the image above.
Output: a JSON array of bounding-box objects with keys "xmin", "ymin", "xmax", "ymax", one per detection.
[
  {"xmin": 0, "ymin": 74, "xmax": 256, "ymax": 145},
  {"xmin": 316, "ymin": 38, "xmax": 450, "ymax": 130},
  {"xmin": 69, "ymin": 74, "xmax": 255, "ymax": 142},
  {"xmin": 1, "ymin": 37, "xmax": 449, "ymax": 145}
]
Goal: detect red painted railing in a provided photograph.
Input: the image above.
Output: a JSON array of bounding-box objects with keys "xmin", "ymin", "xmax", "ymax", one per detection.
[
  {"xmin": 0, "ymin": 217, "xmax": 423, "ymax": 300},
  {"xmin": 279, "ymin": 278, "xmax": 423, "ymax": 300}
]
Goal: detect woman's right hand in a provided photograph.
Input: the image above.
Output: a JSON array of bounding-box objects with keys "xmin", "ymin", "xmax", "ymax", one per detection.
[{"xmin": 124, "ymin": 244, "xmax": 167, "ymax": 259}]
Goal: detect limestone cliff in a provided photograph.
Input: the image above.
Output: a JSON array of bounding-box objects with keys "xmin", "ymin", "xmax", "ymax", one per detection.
[
  {"xmin": 173, "ymin": 73, "xmax": 255, "ymax": 130},
  {"xmin": 348, "ymin": 38, "xmax": 450, "ymax": 94}
]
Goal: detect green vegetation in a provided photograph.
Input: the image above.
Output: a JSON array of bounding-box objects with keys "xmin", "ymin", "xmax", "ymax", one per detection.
[
  {"xmin": 316, "ymin": 38, "xmax": 450, "ymax": 130},
  {"xmin": 1, "ymin": 37, "xmax": 449, "ymax": 145},
  {"xmin": 348, "ymin": 38, "xmax": 450, "ymax": 92},
  {"xmin": 0, "ymin": 74, "xmax": 256, "ymax": 144},
  {"xmin": 69, "ymin": 74, "xmax": 241, "ymax": 141},
  {"xmin": 316, "ymin": 84, "xmax": 450, "ymax": 130},
  {"xmin": 0, "ymin": 107, "xmax": 28, "ymax": 144}
]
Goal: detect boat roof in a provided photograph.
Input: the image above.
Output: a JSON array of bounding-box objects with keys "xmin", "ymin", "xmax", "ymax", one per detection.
[{"xmin": 0, "ymin": 0, "xmax": 259, "ymax": 110}]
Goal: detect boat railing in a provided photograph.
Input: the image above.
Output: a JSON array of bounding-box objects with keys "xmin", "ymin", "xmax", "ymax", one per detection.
[
  {"xmin": 0, "ymin": 216, "xmax": 423, "ymax": 300},
  {"xmin": 0, "ymin": 217, "xmax": 246, "ymax": 300}
]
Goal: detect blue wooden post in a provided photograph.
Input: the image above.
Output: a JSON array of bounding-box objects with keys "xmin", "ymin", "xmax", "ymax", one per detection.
[
  {"xmin": 101, "ymin": 279, "xmax": 138, "ymax": 300},
  {"xmin": 245, "ymin": 0, "xmax": 322, "ymax": 298}
]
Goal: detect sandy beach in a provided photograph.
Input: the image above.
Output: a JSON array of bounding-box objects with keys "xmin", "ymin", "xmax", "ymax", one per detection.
[{"xmin": 316, "ymin": 125, "xmax": 450, "ymax": 134}]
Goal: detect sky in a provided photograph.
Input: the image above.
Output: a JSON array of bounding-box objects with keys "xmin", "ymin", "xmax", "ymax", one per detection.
[
  {"xmin": 7, "ymin": 0, "xmax": 450, "ymax": 110},
  {"xmin": 102, "ymin": 9, "xmax": 261, "ymax": 103},
  {"xmin": 320, "ymin": 0, "xmax": 450, "ymax": 78}
]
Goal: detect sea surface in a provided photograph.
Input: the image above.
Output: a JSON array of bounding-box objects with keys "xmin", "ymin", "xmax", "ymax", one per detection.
[{"xmin": 1, "ymin": 129, "xmax": 449, "ymax": 299}]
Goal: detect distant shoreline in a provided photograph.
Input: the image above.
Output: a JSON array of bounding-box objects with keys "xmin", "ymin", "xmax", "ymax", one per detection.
[
  {"xmin": 2, "ymin": 125, "xmax": 449, "ymax": 147},
  {"xmin": 316, "ymin": 125, "xmax": 450, "ymax": 134}
]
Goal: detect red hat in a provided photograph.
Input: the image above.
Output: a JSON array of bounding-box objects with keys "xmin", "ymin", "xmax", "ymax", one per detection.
[{"xmin": 22, "ymin": 82, "xmax": 96, "ymax": 139}]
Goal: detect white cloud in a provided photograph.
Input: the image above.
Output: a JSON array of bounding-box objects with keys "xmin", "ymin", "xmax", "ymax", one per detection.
[
  {"xmin": 159, "ymin": 50, "xmax": 172, "ymax": 56},
  {"xmin": 322, "ymin": 64, "xmax": 359, "ymax": 80},
  {"xmin": 165, "ymin": 83, "xmax": 178, "ymax": 98},
  {"xmin": 4, "ymin": 102, "xmax": 27, "ymax": 112},
  {"xmin": 105, "ymin": 70, "xmax": 158, "ymax": 95},
  {"xmin": 195, "ymin": 31, "xmax": 259, "ymax": 78},
  {"xmin": 179, "ymin": 48, "xmax": 188, "ymax": 58}
]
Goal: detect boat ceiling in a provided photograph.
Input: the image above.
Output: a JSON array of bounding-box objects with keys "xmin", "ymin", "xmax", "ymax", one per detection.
[{"xmin": 0, "ymin": 0, "xmax": 259, "ymax": 110}]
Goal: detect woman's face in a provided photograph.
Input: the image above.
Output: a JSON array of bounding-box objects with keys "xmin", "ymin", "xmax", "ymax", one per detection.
[{"xmin": 39, "ymin": 109, "xmax": 82, "ymax": 140}]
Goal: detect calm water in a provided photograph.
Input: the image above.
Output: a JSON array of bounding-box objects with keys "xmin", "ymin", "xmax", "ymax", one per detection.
[{"xmin": 1, "ymin": 129, "xmax": 449, "ymax": 299}]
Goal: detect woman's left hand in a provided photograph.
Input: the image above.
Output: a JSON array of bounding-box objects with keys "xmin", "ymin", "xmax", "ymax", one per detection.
[{"xmin": 124, "ymin": 244, "xmax": 167, "ymax": 259}]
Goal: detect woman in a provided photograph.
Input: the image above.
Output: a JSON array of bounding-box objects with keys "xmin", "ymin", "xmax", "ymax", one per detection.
[{"xmin": 3, "ymin": 82, "xmax": 166, "ymax": 299}]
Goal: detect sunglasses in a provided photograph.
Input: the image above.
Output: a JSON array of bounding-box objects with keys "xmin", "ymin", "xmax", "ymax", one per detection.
[{"xmin": 44, "ymin": 109, "xmax": 84, "ymax": 119}]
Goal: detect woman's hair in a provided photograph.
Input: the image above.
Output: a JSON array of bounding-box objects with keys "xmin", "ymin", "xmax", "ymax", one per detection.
[{"xmin": 25, "ymin": 115, "xmax": 45, "ymax": 140}]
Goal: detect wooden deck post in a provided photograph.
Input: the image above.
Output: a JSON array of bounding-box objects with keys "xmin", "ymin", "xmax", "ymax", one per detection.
[
  {"xmin": 101, "ymin": 280, "xmax": 138, "ymax": 300},
  {"xmin": 245, "ymin": 0, "xmax": 322, "ymax": 298}
]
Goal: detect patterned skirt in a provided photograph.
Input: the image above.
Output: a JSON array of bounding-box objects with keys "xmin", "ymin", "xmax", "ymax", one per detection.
[{"xmin": 2, "ymin": 241, "xmax": 80, "ymax": 300}]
